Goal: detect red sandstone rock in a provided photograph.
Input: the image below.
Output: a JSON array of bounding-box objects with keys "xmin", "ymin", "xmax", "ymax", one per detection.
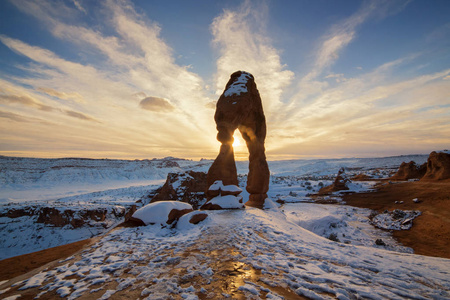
[
  {"xmin": 151, "ymin": 171, "xmax": 207, "ymax": 209},
  {"xmin": 421, "ymin": 151, "xmax": 450, "ymax": 181},
  {"xmin": 167, "ymin": 208, "xmax": 194, "ymax": 224},
  {"xmin": 351, "ymin": 174, "xmax": 372, "ymax": 181},
  {"xmin": 318, "ymin": 168, "xmax": 351, "ymax": 195},
  {"xmin": 390, "ymin": 161, "xmax": 427, "ymax": 181},
  {"xmin": 205, "ymin": 71, "xmax": 270, "ymax": 209},
  {"xmin": 188, "ymin": 213, "xmax": 208, "ymax": 224}
]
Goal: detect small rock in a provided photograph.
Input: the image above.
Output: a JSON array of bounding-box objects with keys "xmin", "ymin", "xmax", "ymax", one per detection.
[
  {"xmin": 413, "ymin": 198, "xmax": 420, "ymax": 203},
  {"xmin": 375, "ymin": 239, "xmax": 386, "ymax": 246}
]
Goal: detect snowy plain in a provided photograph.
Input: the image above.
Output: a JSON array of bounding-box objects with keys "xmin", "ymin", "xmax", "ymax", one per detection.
[
  {"xmin": 2, "ymin": 154, "xmax": 448, "ymax": 300},
  {"xmin": 0, "ymin": 154, "xmax": 428, "ymax": 259}
]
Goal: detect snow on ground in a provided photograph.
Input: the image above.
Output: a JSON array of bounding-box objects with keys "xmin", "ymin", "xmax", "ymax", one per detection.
[
  {"xmin": 3, "ymin": 208, "xmax": 449, "ymax": 299},
  {"xmin": 0, "ymin": 156, "xmax": 207, "ymax": 203},
  {"xmin": 0, "ymin": 155, "xmax": 428, "ymax": 261},
  {"xmin": 283, "ymin": 203, "xmax": 414, "ymax": 253},
  {"xmin": 2, "ymin": 154, "xmax": 448, "ymax": 298}
]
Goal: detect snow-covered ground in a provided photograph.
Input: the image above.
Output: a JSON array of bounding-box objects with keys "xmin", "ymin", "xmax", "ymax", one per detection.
[
  {"xmin": 2, "ymin": 154, "xmax": 449, "ymax": 299},
  {"xmin": 3, "ymin": 207, "xmax": 449, "ymax": 299},
  {"xmin": 0, "ymin": 154, "xmax": 428, "ymax": 261}
]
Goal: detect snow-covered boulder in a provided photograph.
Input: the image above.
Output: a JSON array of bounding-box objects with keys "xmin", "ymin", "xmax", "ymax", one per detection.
[
  {"xmin": 371, "ymin": 209, "xmax": 421, "ymax": 230},
  {"xmin": 131, "ymin": 201, "xmax": 193, "ymax": 225},
  {"xmin": 207, "ymin": 180, "xmax": 242, "ymax": 197},
  {"xmin": 201, "ymin": 195, "xmax": 244, "ymax": 210}
]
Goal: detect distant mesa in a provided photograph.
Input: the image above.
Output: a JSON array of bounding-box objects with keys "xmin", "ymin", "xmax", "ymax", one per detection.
[{"xmin": 203, "ymin": 71, "xmax": 270, "ymax": 209}]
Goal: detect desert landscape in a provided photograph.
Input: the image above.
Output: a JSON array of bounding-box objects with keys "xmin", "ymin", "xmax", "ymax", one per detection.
[
  {"xmin": 1, "ymin": 150, "xmax": 450, "ymax": 299},
  {"xmin": 1, "ymin": 0, "xmax": 450, "ymax": 299}
]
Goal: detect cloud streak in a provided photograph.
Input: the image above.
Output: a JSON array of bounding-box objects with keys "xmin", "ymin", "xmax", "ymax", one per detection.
[{"xmin": 211, "ymin": 1, "xmax": 294, "ymax": 118}]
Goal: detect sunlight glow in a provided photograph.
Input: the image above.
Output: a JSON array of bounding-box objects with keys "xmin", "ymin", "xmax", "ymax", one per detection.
[{"xmin": 233, "ymin": 132, "xmax": 243, "ymax": 148}]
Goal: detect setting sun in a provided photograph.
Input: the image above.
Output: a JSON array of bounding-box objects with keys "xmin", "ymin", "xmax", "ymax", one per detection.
[{"xmin": 233, "ymin": 133, "xmax": 243, "ymax": 148}]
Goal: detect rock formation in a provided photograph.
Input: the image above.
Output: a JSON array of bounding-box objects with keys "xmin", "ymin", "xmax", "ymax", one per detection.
[
  {"xmin": 390, "ymin": 161, "xmax": 427, "ymax": 181},
  {"xmin": 151, "ymin": 171, "xmax": 208, "ymax": 209},
  {"xmin": 318, "ymin": 168, "xmax": 351, "ymax": 195},
  {"xmin": 421, "ymin": 151, "xmax": 450, "ymax": 181},
  {"xmin": 205, "ymin": 71, "xmax": 270, "ymax": 209}
]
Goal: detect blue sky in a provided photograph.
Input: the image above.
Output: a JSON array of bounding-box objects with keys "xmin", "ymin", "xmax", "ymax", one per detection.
[{"xmin": 0, "ymin": 0, "xmax": 449, "ymax": 160}]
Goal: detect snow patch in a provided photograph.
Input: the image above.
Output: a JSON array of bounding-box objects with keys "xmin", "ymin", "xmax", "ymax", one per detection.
[
  {"xmin": 224, "ymin": 72, "xmax": 252, "ymax": 97},
  {"xmin": 208, "ymin": 180, "xmax": 242, "ymax": 193},
  {"xmin": 372, "ymin": 210, "xmax": 421, "ymax": 230}
]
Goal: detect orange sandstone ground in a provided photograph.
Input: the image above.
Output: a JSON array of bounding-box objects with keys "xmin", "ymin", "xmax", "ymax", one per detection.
[
  {"xmin": 0, "ymin": 238, "xmax": 94, "ymax": 281},
  {"xmin": 343, "ymin": 179, "xmax": 450, "ymax": 259}
]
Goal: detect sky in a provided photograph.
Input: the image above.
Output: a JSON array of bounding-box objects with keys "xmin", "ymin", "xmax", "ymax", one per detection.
[{"xmin": 0, "ymin": 0, "xmax": 449, "ymax": 161}]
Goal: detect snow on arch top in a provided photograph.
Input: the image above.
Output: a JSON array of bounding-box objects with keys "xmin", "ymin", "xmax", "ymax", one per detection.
[{"xmin": 223, "ymin": 71, "xmax": 253, "ymax": 97}]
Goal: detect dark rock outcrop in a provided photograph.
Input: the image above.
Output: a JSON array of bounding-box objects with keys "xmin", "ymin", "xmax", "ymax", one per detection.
[
  {"xmin": 36, "ymin": 207, "xmax": 110, "ymax": 228},
  {"xmin": 151, "ymin": 171, "xmax": 207, "ymax": 209},
  {"xmin": 206, "ymin": 71, "xmax": 270, "ymax": 209},
  {"xmin": 318, "ymin": 168, "xmax": 351, "ymax": 195}
]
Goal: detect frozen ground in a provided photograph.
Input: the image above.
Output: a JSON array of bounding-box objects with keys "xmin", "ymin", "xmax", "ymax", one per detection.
[
  {"xmin": 2, "ymin": 154, "xmax": 448, "ymax": 299},
  {"xmin": 0, "ymin": 154, "xmax": 428, "ymax": 260},
  {"xmin": 2, "ymin": 207, "xmax": 449, "ymax": 299}
]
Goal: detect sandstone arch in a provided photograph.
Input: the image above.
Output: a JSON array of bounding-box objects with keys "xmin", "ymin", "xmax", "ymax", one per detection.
[{"xmin": 204, "ymin": 71, "xmax": 270, "ymax": 209}]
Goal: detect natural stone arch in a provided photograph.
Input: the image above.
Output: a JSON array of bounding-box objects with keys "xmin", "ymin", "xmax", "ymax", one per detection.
[{"xmin": 204, "ymin": 71, "xmax": 270, "ymax": 209}]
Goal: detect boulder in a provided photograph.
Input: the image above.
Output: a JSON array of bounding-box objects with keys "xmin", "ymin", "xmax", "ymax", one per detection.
[
  {"xmin": 205, "ymin": 180, "xmax": 242, "ymax": 198},
  {"xmin": 206, "ymin": 71, "xmax": 270, "ymax": 209},
  {"xmin": 201, "ymin": 194, "xmax": 245, "ymax": 210},
  {"xmin": 421, "ymin": 151, "xmax": 450, "ymax": 181},
  {"xmin": 390, "ymin": 161, "xmax": 427, "ymax": 181},
  {"xmin": 131, "ymin": 201, "xmax": 193, "ymax": 225}
]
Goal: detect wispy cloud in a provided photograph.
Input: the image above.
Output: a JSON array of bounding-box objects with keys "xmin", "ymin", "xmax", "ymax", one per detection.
[
  {"xmin": 37, "ymin": 87, "xmax": 85, "ymax": 103},
  {"xmin": 0, "ymin": 0, "xmax": 222, "ymax": 158},
  {"xmin": 294, "ymin": 0, "xmax": 411, "ymax": 102},
  {"xmin": 0, "ymin": 93, "xmax": 54, "ymax": 112},
  {"xmin": 211, "ymin": 0, "xmax": 294, "ymax": 117}
]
